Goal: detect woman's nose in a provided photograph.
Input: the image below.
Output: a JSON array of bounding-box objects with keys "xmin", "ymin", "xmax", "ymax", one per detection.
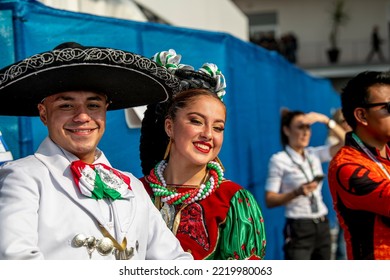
[{"xmin": 200, "ymin": 126, "xmax": 212, "ymax": 140}]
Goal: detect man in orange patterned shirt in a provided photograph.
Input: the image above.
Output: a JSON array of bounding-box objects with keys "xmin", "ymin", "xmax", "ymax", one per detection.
[{"xmin": 328, "ymin": 71, "xmax": 390, "ymax": 259}]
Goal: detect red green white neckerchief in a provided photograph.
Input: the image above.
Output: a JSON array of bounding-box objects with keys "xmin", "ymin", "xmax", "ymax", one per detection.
[
  {"xmin": 147, "ymin": 160, "xmax": 224, "ymax": 205},
  {"xmin": 71, "ymin": 160, "xmax": 132, "ymax": 200}
]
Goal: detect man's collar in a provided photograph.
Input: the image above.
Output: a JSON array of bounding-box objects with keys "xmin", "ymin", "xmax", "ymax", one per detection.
[
  {"xmin": 346, "ymin": 131, "xmax": 390, "ymax": 158},
  {"xmin": 49, "ymin": 137, "xmax": 103, "ymax": 164}
]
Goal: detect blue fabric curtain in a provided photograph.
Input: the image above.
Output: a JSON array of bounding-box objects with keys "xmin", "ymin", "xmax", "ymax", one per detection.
[{"xmin": 0, "ymin": 0, "xmax": 341, "ymax": 259}]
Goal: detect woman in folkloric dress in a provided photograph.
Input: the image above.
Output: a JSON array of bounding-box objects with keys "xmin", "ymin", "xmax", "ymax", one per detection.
[{"xmin": 139, "ymin": 50, "xmax": 266, "ymax": 260}]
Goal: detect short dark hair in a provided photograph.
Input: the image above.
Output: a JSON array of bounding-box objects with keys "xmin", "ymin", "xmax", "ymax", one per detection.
[
  {"xmin": 280, "ymin": 109, "xmax": 305, "ymax": 147},
  {"xmin": 341, "ymin": 71, "xmax": 390, "ymax": 130}
]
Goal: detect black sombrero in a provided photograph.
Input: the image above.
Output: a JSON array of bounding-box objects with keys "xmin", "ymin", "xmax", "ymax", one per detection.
[{"xmin": 0, "ymin": 42, "xmax": 180, "ymax": 116}]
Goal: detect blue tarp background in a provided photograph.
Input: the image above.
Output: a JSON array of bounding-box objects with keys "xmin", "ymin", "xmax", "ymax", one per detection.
[{"xmin": 0, "ymin": 0, "xmax": 341, "ymax": 260}]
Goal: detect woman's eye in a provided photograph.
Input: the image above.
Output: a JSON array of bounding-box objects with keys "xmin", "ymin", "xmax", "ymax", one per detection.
[
  {"xmin": 214, "ymin": 126, "xmax": 225, "ymax": 132},
  {"xmin": 190, "ymin": 119, "xmax": 202, "ymax": 125}
]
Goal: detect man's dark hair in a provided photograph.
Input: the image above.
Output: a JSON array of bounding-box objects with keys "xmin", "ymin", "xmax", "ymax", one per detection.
[{"xmin": 341, "ymin": 71, "xmax": 390, "ymax": 130}]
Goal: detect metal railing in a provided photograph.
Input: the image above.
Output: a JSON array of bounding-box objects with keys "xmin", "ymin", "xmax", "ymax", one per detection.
[{"xmin": 295, "ymin": 39, "xmax": 389, "ymax": 67}]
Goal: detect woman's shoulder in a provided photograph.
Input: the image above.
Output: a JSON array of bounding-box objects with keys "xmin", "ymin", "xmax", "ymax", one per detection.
[
  {"xmin": 220, "ymin": 179, "xmax": 242, "ymax": 189},
  {"xmin": 268, "ymin": 150, "xmax": 289, "ymax": 164},
  {"xmin": 217, "ymin": 180, "xmax": 243, "ymax": 196},
  {"xmin": 272, "ymin": 149, "xmax": 289, "ymax": 157}
]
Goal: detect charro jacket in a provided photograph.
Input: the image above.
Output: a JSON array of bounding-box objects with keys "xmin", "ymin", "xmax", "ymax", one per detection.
[{"xmin": 0, "ymin": 137, "xmax": 192, "ymax": 260}]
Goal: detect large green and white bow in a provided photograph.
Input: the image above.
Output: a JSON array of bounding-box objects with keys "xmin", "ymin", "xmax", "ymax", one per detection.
[{"xmin": 152, "ymin": 49, "xmax": 226, "ymax": 100}]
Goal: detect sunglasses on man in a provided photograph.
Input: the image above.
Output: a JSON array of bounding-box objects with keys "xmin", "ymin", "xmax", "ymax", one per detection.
[{"xmin": 362, "ymin": 102, "xmax": 390, "ymax": 113}]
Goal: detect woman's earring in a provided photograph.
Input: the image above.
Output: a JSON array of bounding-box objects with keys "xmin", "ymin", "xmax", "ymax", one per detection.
[
  {"xmin": 215, "ymin": 157, "xmax": 225, "ymax": 171},
  {"xmin": 163, "ymin": 138, "xmax": 172, "ymax": 160}
]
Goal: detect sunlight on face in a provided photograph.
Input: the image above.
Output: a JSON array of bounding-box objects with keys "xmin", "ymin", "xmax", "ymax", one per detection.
[
  {"xmin": 38, "ymin": 91, "xmax": 109, "ymax": 163},
  {"xmin": 166, "ymin": 95, "xmax": 226, "ymax": 167}
]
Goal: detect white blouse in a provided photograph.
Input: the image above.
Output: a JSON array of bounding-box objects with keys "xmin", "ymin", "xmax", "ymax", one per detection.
[{"xmin": 265, "ymin": 145, "xmax": 331, "ymax": 219}]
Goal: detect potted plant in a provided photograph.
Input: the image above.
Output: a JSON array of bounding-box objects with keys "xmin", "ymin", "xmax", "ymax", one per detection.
[{"xmin": 327, "ymin": 0, "xmax": 349, "ymax": 63}]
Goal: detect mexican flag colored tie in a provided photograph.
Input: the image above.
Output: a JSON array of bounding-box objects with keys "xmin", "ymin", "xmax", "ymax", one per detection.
[{"xmin": 71, "ymin": 160, "xmax": 131, "ymax": 200}]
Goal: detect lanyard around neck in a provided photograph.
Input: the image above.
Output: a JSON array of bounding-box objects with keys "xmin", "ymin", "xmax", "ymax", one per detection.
[
  {"xmin": 285, "ymin": 148, "xmax": 314, "ymax": 182},
  {"xmin": 352, "ymin": 133, "xmax": 390, "ymax": 179}
]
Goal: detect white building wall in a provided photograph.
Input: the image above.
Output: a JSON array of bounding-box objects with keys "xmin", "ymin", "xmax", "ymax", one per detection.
[
  {"xmin": 39, "ymin": 0, "xmax": 148, "ymax": 21},
  {"xmin": 235, "ymin": 0, "xmax": 390, "ymax": 65},
  {"xmin": 134, "ymin": 0, "xmax": 248, "ymax": 41},
  {"xmin": 39, "ymin": 0, "xmax": 248, "ymax": 41},
  {"xmin": 38, "ymin": 0, "xmax": 390, "ymax": 65}
]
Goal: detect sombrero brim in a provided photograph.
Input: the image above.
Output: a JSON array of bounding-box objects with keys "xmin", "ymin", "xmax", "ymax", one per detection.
[{"xmin": 0, "ymin": 45, "xmax": 180, "ymax": 116}]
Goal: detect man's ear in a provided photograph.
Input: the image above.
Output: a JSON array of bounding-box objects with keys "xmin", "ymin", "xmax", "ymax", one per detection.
[
  {"xmin": 37, "ymin": 103, "xmax": 48, "ymax": 125},
  {"xmin": 354, "ymin": 108, "xmax": 367, "ymax": 126}
]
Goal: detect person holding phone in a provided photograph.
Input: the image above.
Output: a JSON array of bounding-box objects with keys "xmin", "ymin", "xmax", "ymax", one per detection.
[{"xmin": 264, "ymin": 109, "xmax": 345, "ymax": 260}]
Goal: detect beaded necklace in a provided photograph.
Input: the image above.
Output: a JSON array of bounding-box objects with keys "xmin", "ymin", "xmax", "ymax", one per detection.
[{"xmin": 147, "ymin": 160, "xmax": 224, "ymax": 205}]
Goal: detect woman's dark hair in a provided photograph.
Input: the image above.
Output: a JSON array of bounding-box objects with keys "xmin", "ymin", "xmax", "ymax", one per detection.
[
  {"xmin": 174, "ymin": 69, "xmax": 217, "ymax": 91},
  {"xmin": 139, "ymin": 88, "xmax": 225, "ymax": 175},
  {"xmin": 280, "ymin": 109, "xmax": 305, "ymax": 147},
  {"xmin": 139, "ymin": 101, "xmax": 170, "ymax": 176},
  {"xmin": 341, "ymin": 71, "xmax": 390, "ymax": 130}
]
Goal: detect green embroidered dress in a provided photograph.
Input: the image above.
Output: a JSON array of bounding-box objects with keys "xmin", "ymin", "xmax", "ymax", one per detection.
[{"xmin": 142, "ymin": 178, "xmax": 266, "ymax": 260}]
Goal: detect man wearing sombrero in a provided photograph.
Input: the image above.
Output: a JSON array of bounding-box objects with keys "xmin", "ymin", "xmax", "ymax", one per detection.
[{"xmin": 0, "ymin": 42, "xmax": 193, "ymax": 260}]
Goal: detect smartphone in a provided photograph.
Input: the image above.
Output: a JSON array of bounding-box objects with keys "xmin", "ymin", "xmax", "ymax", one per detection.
[{"xmin": 312, "ymin": 174, "xmax": 325, "ymax": 183}]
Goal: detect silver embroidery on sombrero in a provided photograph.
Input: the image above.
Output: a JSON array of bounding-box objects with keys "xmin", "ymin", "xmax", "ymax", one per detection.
[{"xmin": 0, "ymin": 47, "xmax": 180, "ymax": 93}]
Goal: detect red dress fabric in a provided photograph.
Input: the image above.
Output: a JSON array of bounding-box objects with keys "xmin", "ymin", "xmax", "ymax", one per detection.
[{"xmin": 141, "ymin": 177, "xmax": 265, "ymax": 260}]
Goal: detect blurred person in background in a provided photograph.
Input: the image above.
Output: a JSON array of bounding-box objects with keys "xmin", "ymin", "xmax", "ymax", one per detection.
[{"xmin": 265, "ymin": 109, "xmax": 345, "ymax": 260}]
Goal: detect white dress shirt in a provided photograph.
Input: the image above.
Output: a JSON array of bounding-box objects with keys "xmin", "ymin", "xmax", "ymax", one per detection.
[{"xmin": 265, "ymin": 145, "xmax": 331, "ymax": 219}]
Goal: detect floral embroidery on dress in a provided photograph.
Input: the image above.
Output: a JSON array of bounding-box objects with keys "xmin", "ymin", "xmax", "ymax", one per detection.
[{"xmin": 176, "ymin": 203, "xmax": 210, "ymax": 251}]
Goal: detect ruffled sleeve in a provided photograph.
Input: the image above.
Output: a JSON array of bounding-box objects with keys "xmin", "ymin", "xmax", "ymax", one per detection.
[{"xmin": 216, "ymin": 189, "xmax": 266, "ymax": 260}]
